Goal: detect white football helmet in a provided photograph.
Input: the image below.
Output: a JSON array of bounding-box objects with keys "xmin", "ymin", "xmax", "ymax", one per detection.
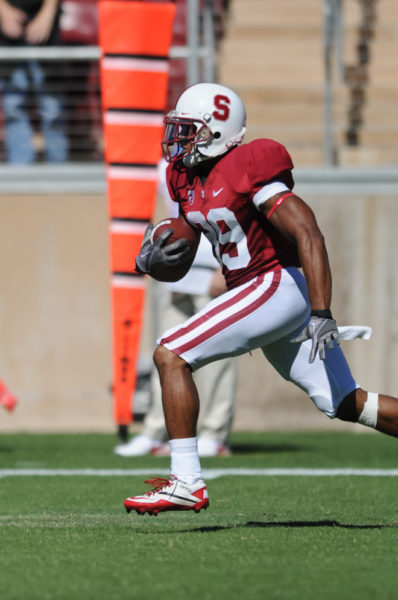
[{"xmin": 162, "ymin": 82, "xmax": 246, "ymax": 167}]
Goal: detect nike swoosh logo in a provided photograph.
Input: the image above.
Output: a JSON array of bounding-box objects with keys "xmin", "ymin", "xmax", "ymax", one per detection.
[{"xmin": 212, "ymin": 188, "xmax": 224, "ymax": 197}]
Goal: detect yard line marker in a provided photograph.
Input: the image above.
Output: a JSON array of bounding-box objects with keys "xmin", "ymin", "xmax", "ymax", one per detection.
[{"xmin": 1, "ymin": 468, "xmax": 398, "ymax": 479}]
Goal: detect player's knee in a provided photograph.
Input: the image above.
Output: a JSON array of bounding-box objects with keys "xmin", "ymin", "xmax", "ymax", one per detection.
[
  {"xmin": 336, "ymin": 390, "xmax": 359, "ymax": 422},
  {"xmin": 153, "ymin": 344, "xmax": 173, "ymax": 372},
  {"xmin": 153, "ymin": 344, "xmax": 186, "ymax": 375},
  {"xmin": 310, "ymin": 394, "xmax": 337, "ymax": 419},
  {"xmin": 336, "ymin": 388, "xmax": 377, "ymax": 426}
]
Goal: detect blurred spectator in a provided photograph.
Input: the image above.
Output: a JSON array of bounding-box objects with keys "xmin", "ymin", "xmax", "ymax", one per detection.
[
  {"xmin": 0, "ymin": 0, "xmax": 68, "ymax": 163},
  {"xmin": 58, "ymin": 0, "xmax": 102, "ymax": 161}
]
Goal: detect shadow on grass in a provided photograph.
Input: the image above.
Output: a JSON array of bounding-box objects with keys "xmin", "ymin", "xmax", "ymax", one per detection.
[
  {"xmin": 229, "ymin": 443, "xmax": 304, "ymax": 454},
  {"xmin": 181, "ymin": 520, "xmax": 390, "ymax": 533}
]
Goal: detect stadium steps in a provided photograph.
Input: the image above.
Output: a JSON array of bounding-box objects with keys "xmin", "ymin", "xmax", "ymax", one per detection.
[
  {"xmin": 218, "ymin": 0, "xmax": 337, "ymax": 165},
  {"xmin": 341, "ymin": 0, "xmax": 398, "ymax": 165},
  {"xmin": 218, "ymin": 0, "xmax": 398, "ymax": 166}
]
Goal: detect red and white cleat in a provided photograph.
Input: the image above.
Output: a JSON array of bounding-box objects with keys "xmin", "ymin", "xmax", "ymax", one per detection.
[{"xmin": 124, "ymin": 475, "xmax": 209, "ymax": 516}]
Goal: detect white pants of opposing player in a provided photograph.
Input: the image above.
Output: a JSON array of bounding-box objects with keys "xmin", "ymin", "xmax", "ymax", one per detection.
[{"xmin": 160, "ymin": 267, "xmax": 358, "ymax": 419}]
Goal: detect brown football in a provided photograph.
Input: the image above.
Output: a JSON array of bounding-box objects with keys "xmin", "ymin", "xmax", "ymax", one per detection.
[{"xmin": 149, "ymin": 217, "xmax": 199, "ymax": 282}]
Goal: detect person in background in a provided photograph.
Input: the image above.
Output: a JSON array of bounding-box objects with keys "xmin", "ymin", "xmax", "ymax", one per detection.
[
  {"xmin": 0, "ymin": 378, "xmax": 18, "ymax": 411},
  {"xmin": 114, "ymin": 159, "xmax": 237, "ymax": 458},
  {"xmin": 0, "ymin": 0, "xmax": 68, "ymax": 163}
]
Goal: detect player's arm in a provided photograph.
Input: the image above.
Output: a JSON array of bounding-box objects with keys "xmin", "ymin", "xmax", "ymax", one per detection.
[
  {"xmin": 24, "ymin": 0, "xmax": 59, "ymax": 44},
  {"xmin": 0, "ymin": 0, "xmax": 26, "ymax": 39},
  {"xmin": 262, "ymin": 192, "xmax": 331, "ymax": 311},
  {"xmin": 262, "ymin": 192, "xmax": 340, "ymax": 362}
]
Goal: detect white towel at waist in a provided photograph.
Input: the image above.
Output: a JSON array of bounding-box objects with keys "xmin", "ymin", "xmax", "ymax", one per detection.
[{"xmin": 338, "ymin": 326, "xmax": 372, "ymax": 340}]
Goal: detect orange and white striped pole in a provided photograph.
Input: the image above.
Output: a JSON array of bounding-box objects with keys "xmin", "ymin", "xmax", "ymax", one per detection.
[{"xmin": 98, "ymin": 0, "xmax": 176, "ymax": 438}]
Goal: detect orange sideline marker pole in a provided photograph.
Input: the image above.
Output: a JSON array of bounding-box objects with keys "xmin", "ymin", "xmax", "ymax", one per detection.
[{"xmin": 98, "ymin": 1, "xmax": 176, "ymax": 435}]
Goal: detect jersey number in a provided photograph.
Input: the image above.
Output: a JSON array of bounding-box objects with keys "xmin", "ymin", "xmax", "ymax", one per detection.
[{"xmin": 187, "ymin": 208, "xmax": 251, "ymax": 270}]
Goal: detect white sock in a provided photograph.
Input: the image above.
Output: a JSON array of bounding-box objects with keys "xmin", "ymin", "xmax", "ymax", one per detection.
[{"xmin": 169, "ymin": 437, "xmax": 202, "ymax": 485}]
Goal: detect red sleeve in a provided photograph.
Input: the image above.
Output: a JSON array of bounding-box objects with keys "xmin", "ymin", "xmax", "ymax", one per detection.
[{"xmin": 236, "ymin": 139, "xmax": 295, "ymax": 194}]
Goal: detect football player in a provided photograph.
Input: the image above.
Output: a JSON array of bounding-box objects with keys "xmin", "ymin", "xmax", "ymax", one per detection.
[{"xmin": 125, "ymin": 82, "xmax": 398, "ymax": 516}]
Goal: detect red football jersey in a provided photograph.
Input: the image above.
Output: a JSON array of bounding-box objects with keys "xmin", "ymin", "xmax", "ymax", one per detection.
[{"xmin": 166, "ymin": 139, "xmax": 301, "ymax": 289}]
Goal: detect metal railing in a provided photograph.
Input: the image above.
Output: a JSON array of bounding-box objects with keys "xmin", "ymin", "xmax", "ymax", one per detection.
[
  {"xmin": 323, "ymin": 0, "xmax": 345, "ymax": 166},
  {"xmin": 0, "ymin": 0, "xmax": 217, "ymax": 175},
  {"xmin": 0, "ymin": 46, "xmax": 102, "ymax": 164},
  {"xmin": 0, "ymin": 0, "xmax": 394, "ymax": 187}
]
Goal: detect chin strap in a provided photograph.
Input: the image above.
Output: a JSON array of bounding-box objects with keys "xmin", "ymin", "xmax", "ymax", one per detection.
[
  {"xmin": 183, "ymin": 148, "xmax": 210, "ymax": 167},
  {"xmin": 183, "ymin": 134, "xmax": 245, "ymax": 167}
]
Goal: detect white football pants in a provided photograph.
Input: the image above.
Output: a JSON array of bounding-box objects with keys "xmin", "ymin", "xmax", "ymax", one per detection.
[{"xmin": 160, "ymin": 267, "xmax": 358, "ymax": 419}]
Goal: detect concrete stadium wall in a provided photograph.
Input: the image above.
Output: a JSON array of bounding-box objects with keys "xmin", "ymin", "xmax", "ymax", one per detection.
[
  {"xmin": 0, "ymin": 193, "xmax": 112, "ymax": 433},
  {"xmin": 0, "ymin": 183, "xmax": 397, "ymax": 434}
]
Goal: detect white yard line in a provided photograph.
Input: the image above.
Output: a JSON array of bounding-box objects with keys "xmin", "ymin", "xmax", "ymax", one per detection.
[{"xmin": 1, "ymin": 468, "xmax": 398, "ymax": 479}]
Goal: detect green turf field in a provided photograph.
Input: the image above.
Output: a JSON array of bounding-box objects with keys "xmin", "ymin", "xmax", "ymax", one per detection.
[{"xmin": 0, "ymin": 431, "xmax": 397, "ymax": 600}]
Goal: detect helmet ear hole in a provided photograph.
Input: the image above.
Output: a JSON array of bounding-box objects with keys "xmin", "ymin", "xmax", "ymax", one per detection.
[{"xmin": 213, "ymin": 131, "xmax": 221, "ymax": 139}]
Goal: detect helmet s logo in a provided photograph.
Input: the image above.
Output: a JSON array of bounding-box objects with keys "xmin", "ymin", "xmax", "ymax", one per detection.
[{"xmin": 213, "ymin": 95, "xmax": 230, "ymax": 121}]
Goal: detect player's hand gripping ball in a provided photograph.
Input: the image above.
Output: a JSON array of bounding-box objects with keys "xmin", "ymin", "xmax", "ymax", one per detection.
[
  {"xmin": 135, "ymin": 217, "xmax": 199, "ymax": 282},
  {"xmin": 150, "ymin": 217, "xmax": 199, "ymax": 282}
]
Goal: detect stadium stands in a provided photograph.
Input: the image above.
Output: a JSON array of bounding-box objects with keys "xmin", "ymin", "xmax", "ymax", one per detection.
[
  {"xmin": 0, "ymin": 0, "xmax": 230, "ymax": 163},
  {"xmin": 218, "ymin": 0, "xmax": 398, "ymax": 166},
  {"xmin": 341, "ymin": 0, "xmax": 398, "ymax": 165},
  {"xmin": 0, "ymin": 0, "xmax": 396, "ymax": 166},
  {"xmin": 58, "ymin": 0, "xmax": 101, "ymax": 161}
]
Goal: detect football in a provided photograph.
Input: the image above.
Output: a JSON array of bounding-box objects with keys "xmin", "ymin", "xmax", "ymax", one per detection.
[{"xmin": 149, "ymin": 217, "xmax": 199, "ymax": 282}]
